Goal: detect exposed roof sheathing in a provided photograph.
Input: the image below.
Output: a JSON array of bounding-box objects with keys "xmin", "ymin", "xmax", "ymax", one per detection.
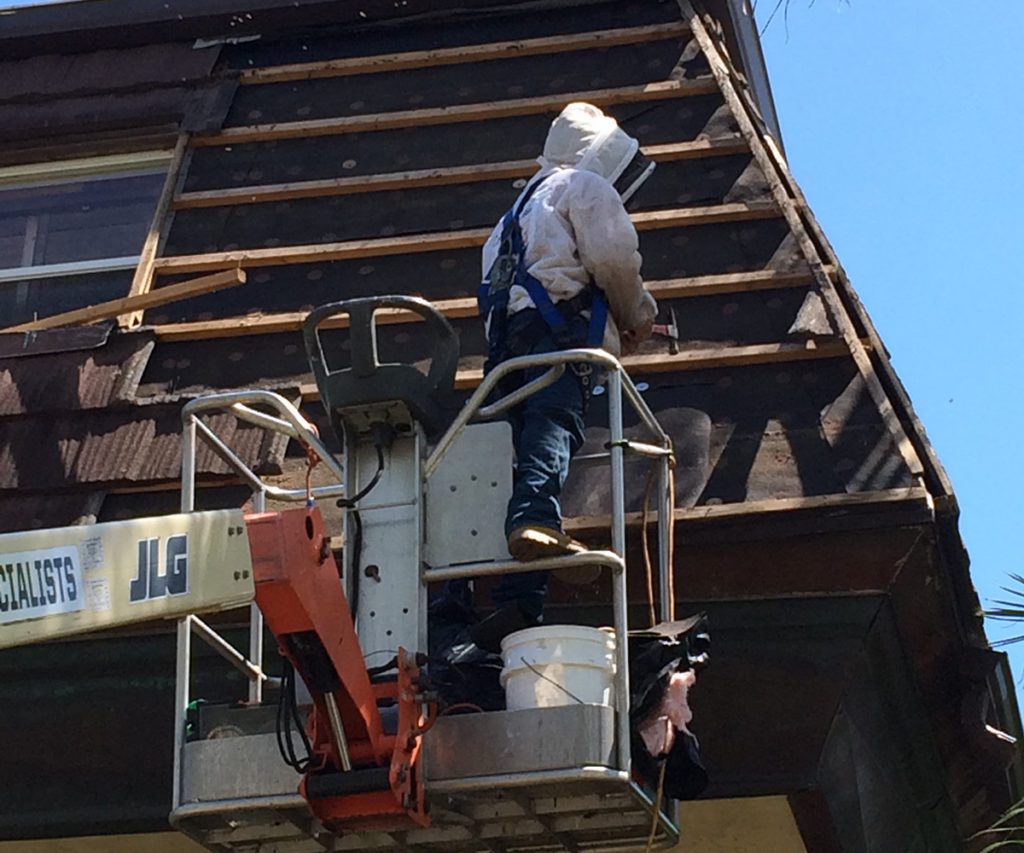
[{"xmin": 0, "ymin": 0, "xmax": 915, "ymax": 527}]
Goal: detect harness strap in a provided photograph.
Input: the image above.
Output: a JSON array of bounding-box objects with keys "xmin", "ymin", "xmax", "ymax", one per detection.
[{"xmin": 480, "ymin": 173, "xmax": 608, "ymax": 359}]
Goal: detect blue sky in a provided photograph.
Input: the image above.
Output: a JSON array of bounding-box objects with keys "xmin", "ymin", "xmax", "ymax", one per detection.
[{"xmin": 757, "ymin": 2, "xmax": 1024, "ymax": 677}]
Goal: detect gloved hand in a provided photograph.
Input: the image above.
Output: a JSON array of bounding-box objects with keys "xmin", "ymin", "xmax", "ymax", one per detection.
[{"xmin": 620, "ymin": 318, "xmax": 654, "ymax": 355}]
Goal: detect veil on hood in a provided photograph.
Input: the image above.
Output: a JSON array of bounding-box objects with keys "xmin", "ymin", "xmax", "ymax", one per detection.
[{"xmin": 537, "ymin": 102, "xmax": 655, "ymax": 203}]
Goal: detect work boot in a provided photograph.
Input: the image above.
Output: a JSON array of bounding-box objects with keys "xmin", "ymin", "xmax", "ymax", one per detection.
[
  {"xmin": 508, "ymin": 525, "xmax": 585, "ymax": 560},
  {"xmin": 507, "ymin": 525, "xmax": 599, "ymax": 584}
]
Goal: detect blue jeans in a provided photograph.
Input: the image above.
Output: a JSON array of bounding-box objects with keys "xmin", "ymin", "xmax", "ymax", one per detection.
[
  {"xmin": 492, "ymin": 310, "xmax": 589, "ymax": 616},
  {"xmin": 433, "ymin": 310, "xmax": 588, "ymax": 621}
]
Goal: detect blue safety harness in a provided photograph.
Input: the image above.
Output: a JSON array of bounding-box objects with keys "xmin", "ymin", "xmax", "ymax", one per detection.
[{"xmin": 478, "ymin": 175, "xmax": 607, "ymax": 373}]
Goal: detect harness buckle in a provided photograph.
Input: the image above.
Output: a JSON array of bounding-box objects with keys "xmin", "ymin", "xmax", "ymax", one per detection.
[{"xmin": 492, "ymin": 254, "xmax": 517, "ymax": 290}]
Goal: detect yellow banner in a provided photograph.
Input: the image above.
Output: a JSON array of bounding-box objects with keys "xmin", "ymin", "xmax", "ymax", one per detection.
[{"xmin": 0, "ymin": 510, "xmax": 255, "ymax": 650}]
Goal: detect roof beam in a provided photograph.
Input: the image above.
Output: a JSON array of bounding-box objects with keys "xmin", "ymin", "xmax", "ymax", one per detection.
[
  {"xmin": 1, "ymin": 269, "xmax": 245, "ymax": 333},
  {"xmin": 193, "ymin": 78, "xmax": 721, "ymax": 147},
  {"xmin": 240, "ymin": 21, "xmax": 691, "ymax": 84},
  {"xmin": 147, "ymin": 270, "xmax": 817, "ymax": 342},
  {"xmin": 172, "ymin": 138, "xmax": 749, "ymax": 210},
  {"xmin": 151, "ymin": 202, "xmax": 782, "ymax": 274}
]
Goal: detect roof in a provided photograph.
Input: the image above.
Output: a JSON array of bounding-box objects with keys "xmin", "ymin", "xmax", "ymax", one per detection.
[{"xmin": 0, "ymin": 0, "xmax": 1014, "ymax": 843}]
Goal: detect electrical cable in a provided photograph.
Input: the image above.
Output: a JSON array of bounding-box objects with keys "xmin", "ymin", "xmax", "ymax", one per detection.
[
  {"xmin": 640, "ymin": 452, "xmax": 677, "ymax": 627},
  {"xmin": 366, "ymin": 654, "xmax": 399, "ymax": 679},
  {"xmin": 349, "ymin": 508, "xmax": 364, "ymax": 616},
  {"xmin": 275, "ymin": 658, "xmax": 312, "ymax": 773},
  {"xmin": 439, "ymin": 702, "xmax": 485, "ymax": 716},
  {"xmin": 336, "ymin": 444, "xmax": 385, "ymax": 510},
  {"xmin": 336, "ymin": 426, "xmax": 389, "ymax": 617},
  {"xmin": 640, "ymin": 463, "xmax": 659, "ymax": 628}
]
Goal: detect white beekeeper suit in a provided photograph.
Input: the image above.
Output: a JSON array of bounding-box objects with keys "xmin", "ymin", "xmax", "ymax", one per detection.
[{"xmin": 481, "ymin": 102, "xmax": 658, "ymax": 355}]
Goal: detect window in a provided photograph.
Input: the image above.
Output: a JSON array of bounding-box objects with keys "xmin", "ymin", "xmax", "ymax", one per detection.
[{"xmin": 0, "ymin": 151, "xmax": 172, "ymax": 326}]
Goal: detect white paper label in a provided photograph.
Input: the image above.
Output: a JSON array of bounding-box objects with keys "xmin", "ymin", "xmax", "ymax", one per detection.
[
  {"xmin": 79, "ymin": 536, "xmax": 105, "ymax": 571},
  {"xmin": 84, "ymin": 577, "xmax": 112, "ymax": 612}
]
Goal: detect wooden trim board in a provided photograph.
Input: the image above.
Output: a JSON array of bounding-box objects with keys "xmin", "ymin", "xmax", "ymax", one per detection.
[
  {"xmin": 193, "ymin": 78, "xmax": 721, "ymax": 147},
  {"xmin": 152, "ymin": 202, "xmax": 782, "ymax": 274},
  {"xmin": 172, "ymin": 138, "xmax": 750, "ymax": 210},
  {"xmin": 241, "ymin": 21, "xmax": 691, "ymax": 84},
  {"xmin": 1, "ymin": 269, "xmax": 245, "ymax": 333},
  {"xmin": 119, "ymin": 134, "xmax": 189, "ymax": 329}
]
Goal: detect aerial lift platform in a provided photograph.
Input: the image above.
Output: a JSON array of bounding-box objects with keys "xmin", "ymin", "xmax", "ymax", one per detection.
[{"xmin": 0, "ymin": 297, "xmax": 681, "ymax": 853}]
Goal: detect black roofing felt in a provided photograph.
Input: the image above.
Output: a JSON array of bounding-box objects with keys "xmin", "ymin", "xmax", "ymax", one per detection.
[
  {"xmin": 150, "ymin": 221, "xmax": 803, "ymax": 323},
  {"xmin": 0, "ymin": 324, "xmax": 112, "ymax": 359},
  {"xmin": 0, "ymin": 43, "xmax": 220, "ymax": 105},
  {"xmin": 165, "ymin": 155, "xmax": 769, "ymax": 254},
  {"xmin": 182, "ymin": 98, "xmax": 739, "ymax": 191},
  {"xmin": 140, "ymin": 288, "xmax": 815, "ymax": 396},
  {"xmin": 222, "ymin": 37, "xmax": 694, "ymax": 126}
]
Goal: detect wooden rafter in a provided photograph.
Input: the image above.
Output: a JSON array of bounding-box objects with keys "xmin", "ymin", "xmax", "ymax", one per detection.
[
  {"xmin": 147, "ymin": 270, "xmax": 818, "ymax": 342},
  {"xmin": 680, "ymin": 1, "xmax": 924, "ymax": 479},
  {"xmin": 296, "ymin": 339, "xmax": 850, "ymax": 398},
  {"xmin": 240, "ymin": 21, "xmax": 691, "ymax": 84},
  {"xmin": 172, "ymin": 138, "xmax": 749, "ymax": 210},
  {"xmin": 151, "ymin": 202, "xmax": 782, "ymax": 274},
  {"xmin": 193, "ymin": 78, "xmax": 720, "ymax": 147},
  {"xmin": 118, "ymin": 134, "xmax": 190, "ymax": 329},
  {"xmin": 2, "ymin": 269, "xmax": 246, "ymax": 333}
]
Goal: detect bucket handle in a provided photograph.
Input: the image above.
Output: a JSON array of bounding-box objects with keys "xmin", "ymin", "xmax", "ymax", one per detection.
[{"xmin": 519, "ymin": 658, "xmax": 587, "ymax": 705}]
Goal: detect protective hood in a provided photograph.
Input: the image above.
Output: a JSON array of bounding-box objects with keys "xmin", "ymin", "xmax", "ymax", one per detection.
[{"xmin": 538, "ymin": 102, "xmax": 655, "ymax": 203}]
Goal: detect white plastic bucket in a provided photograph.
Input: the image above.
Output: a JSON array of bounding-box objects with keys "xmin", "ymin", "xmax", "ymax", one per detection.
[{"xmin": 500, "ymin": 625, "xmax": 616, "ymax": 710}]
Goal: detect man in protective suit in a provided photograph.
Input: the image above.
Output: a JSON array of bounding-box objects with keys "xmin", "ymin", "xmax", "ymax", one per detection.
[
  {"xmin": 478, "ymin": 101, "xmax": 659, "ymax": 621},
  {"xmin": 427, "ymin": 103, "xmax": 658, "ymax": 706}
]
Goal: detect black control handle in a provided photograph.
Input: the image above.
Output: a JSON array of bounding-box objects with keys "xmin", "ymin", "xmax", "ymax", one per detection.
[{"xmin": 303, "ymin": 296, "xmax": 459, "ymax": 435}]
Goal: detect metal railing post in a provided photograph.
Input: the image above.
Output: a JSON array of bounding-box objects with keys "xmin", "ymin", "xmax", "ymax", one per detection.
[
  {"xmin": 174, "ymin": 414, "xmax": 197, "ymax": 812},
  {"xmin": 607, "ymin": 370, "xmax": 627, "ymax": 559},
  {"xmin": 657, "ymin": 457, "xmax": 673, "ymax": 623},
  {"xmin": 180, "ymin": 415, "xmax": 197, "ymax": 513},
  {"xmin": 172, "ymin": 614, "xmax": 192, "ymax": 811},
  {"xmin": 249, "ymin": 490, "xmax": 267, "ymax": 705}
]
